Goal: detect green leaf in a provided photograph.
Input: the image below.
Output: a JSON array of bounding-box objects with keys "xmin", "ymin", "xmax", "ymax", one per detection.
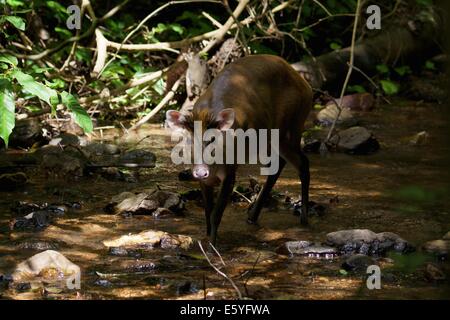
[
  {"xmin": 54, "ymin": 27, "xmax": 73, "ymax": 38},
  {"xmin": 348, "ymin": 85, "xmax": 366, "ymax": 93},
  {"xmin": 376, "ymin": 64, "xmax": 389, "ymax": 74},
  {"xmin": 380, "ymin": 80, "xmax": 399, "ymax": 95},
  {"xmin": 4, "ymin": 15, "xmax": 26, "ymax": 30},
  {"xmin": 7, "ymin": 0, "xmax": 25, "ymax": 7},
  {"xmin": 425, "ymin": 60, "xmax": 435, "ymax": 70},
  {"xmin": 339, "ymin": 269, "xmax": 348, "ymax": 276},
  {"xmin": 388, "ymin": 252, "xmax": 430, "ymax": 273},
  {"xmin": 0, "ymin": 79, "xmax": 15, "ymax": 147},
  {"xmin": 60, "ymin": 91, "xmax": 93, "ymax": 133},
  {"xmin": 330, "ymin": 42, "xmax": 342, "ymax": 50},
  {"xmin": 12, "ymin": 70, "xmax": 58, "ymax": 106},
  {"xmin": 0, "ymin": 53, "xmax": 18, "ymax": 66},
  {"xmin": 394, "ymin": 65, "xmax": 412, "ymax": 76},
  {"xmin": 46, "ymin": 1, "xmax": 68, "ymax": 14}
]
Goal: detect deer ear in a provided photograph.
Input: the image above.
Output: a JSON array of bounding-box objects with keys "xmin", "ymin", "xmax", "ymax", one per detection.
[
  {"xmin": 217, "ymin": 108, "xmax": 235, "ymax": 131},
  {"xmin": 166, "ymin": 110, "xmax": 188, "ymax": 131}
]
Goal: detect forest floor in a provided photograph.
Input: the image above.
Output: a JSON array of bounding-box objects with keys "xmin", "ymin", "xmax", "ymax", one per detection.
[{"xmin": 1, "ymin": 99, "xmax": 449, "ymax": 300}]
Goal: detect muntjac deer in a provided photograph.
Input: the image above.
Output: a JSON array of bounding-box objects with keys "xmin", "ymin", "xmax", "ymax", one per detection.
[{"xmin": 167, "ymin": 54, "xmax": 313, "ymax": 245}]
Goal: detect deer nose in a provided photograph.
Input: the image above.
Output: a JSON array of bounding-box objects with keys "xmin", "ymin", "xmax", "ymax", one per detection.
[{"xmin": 193, "ymin": 166, "xmax": 209, "ymax": 179}]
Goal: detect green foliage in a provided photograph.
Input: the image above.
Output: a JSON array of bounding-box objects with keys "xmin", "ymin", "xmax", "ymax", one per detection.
[
  {"xmin": 12, "ymin": 70, "xmax": 58, "ymax": 106},
  {"xmin": 0, "ymin": 54, "xmax": 18, "ymax": 66},
  {"xmin": 376, "ymin": 64, "xmax": 390, "ymax": 74},
  {"xmin": 380, "ymin": 79, "xmax": 400, "ymax": 95},
  {"xmin": 394, "ymin": 65, "xmax": 412, "ymax": 76},
  {"xmin": 60, "ymin": 91, "xmax": 93, "ymax": 133},
  {"xmin": 329, "ymin": 42, "xmax": 342, "ymax": 50},
  {"xmin": 347, "ymin": 85, "xmax": 366, "ymax": 93},
  {"xmin": 0, "ymin": 78, "xmax": 15, "ymax": 147},
  {"xmin": 0, "ymin": 15, "xmax": 26, "ymax": 30},
  {"xmin": 425, "ymin": 60, "xmax": 436, "ymax": 70},
  {"xmin": 388, "ymin": 252, "xmax": 430, "ymax": 273}
]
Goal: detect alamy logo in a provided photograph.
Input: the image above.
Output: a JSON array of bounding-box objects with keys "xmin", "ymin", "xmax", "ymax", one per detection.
[
  {"xmin": 366, "ymin": 5, "xmax": 381, "ymax": 30},
  {"xmin": 169, "ymin": 120, "xmax": 280, "ymax": 176},
  {"xmin": 66, "ymin": 5, "xmax": 81, "ymax": 30},
  {"xmin": 366, "ymin": 265, "xmax": 381, "ymax": 289},
  {"xmin": 66, "ymin": 271, "xmax": 81, "ymax": 290}
]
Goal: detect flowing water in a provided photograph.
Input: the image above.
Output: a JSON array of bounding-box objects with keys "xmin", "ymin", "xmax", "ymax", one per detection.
[{"xmin": 1, "ymin": 99, "xmax": 449, "ymax": 299}]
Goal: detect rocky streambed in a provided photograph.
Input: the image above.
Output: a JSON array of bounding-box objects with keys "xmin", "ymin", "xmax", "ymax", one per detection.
[{"xmin": 0, "ymin": 100, "xmax": 449, "ymax": 300}]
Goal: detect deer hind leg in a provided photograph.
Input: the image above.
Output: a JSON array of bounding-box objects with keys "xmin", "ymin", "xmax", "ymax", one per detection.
[{"xmin": 280, "ymin": 142, "xmax": 310, "ymax": 225}]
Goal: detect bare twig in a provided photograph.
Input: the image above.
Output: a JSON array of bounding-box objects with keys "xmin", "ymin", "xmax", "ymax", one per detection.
[
  {"xmin": 79, "ymin": 69, "xmax": 166, "ymax": 104},
  {"xmin": 324, "ymin": 0, "xmax": 362, "ymax": 144},
  {"xmin": 0, "ymin": 0, "xmax": 128, "ymax": 61},
  {"xmin": 129, "ymin": 78, "xmax": 182, "ymax": 130},
  {"xmin": 97, "ymin": 0, "xmax": 222, "ymax": 76},
  {"xmin": 198, "ymin": 241, "xmax": 242, "ymax": 300},
  {"xmin": 200, "ymin": 0, "xmax": 251, "ymax": 54}
]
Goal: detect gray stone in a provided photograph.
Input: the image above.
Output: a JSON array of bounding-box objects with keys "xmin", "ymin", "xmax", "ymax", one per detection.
[
  {"xmin": 11, "ymin": 250, "xmax": 80, "ymax": 283},
  {"xmin": 276, "ymin": 241, "xmax": 337, "ymax": 258},
  {"xmin": 119, "ymin": 149, "xmax": 156, "ymax": 167},
  {"xmin": 103, "ymin": 230, "xmax": 193, "ymax": 250},
  {"xmin": 342, "ymin": 254, "xmax": 376, "ymax": 272},
  {"xmin": 0, "ymin": 172, "xmax": 28, "ymax": 190},
  {"xmin": 111, "ymin": 189, "xmax": 184, "ymax": 215},
  {"xmin": 423, "ymin": 240, "xmax": 450, "ymax": 256},
  {"xmin": 331, "ymin": 126, "xmax": 380, "ymax": 154},
  {"xmin": 326, "ymin": 229, "xmax": 413, "ymax": 255},
  {"xmin": 317, "ymin": 104, "xmax": 355, "ymax": 126}
]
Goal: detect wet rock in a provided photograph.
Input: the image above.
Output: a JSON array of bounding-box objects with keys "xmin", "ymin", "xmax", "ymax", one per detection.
[
  {"xmin": 288, "ymin": 200, "xmax": 327, "ymax": 217},
  {"xmin": 118, "ymin": 260, "xmax": 157, "ymax": 273},
  {"xmin": 108, "ymin": 247, "xmax": 142, "ymax": 258},
  {"xmin": 316, "ymin": 104, "xmax": 355, "ymax": 127},
  {"xmin": 119, "ymin": 149, "xmax": 156, "ymax": 167},
  {"xmin": 423, "ymin": 240, "xmax": 450, "ymax": 258},
  {"xmin": 153, "ymin": 207, "xmax": 175, "ymax": 219},
  {"xmin": 17, "ymin": 241, "xmax": 59, "ymax": 251},
  {"xmin": 99, "ymin": 167, "xmax": 137, "ymax": 183},
  {"xmin": 84, "ymin": 142, "xmax": 120, "ymax": 157},
  {"xmin": 94, "ymin": 279, "xmax": 113, "ymax": 287},
  {"xmin": 330, "ymin": 126, "xmax": 380, "ymax": 154},
  {"xmin": 326, "ymin": 229, "xmax": 413, "ymax": 255},
  {"xmin": 11, "ymin": 210, "xmax": 56, "ymax": 230},
  {"xmin": 325, "ymin": 93, "xmax": 375, "ymax": 112},
  {"xmin": 9, "ymin": 118, "xmax": 43, "ymax": 148},
  {"xmin": 40, "ymin": 152, "xmax": 85, "ymax": 179},
  {"xmin": 103, "ymin": 230, "xmax": 193, "ymax": 250},
  {"xmin": 11, "ymin": 250, "xmax": 80, "ymax": 284},
  {"xmin": 0, "ymin": 172, "xmax": 28, "ymax": 190},
  {"xmin": 48, "ymin": 133, "xmax": 81, "ymax": 147},
  {"xmin": 10, "ymin": 203, "xmax": 67, "ymax": 231},
  {"xmin": 178, "ymin": 169, "xmax": 195, "ymax": 181},
  {"xmin": 443, "ymin": 232, "xmax": 450, "ymax": 240},
  {"xmin": 110, "ymin": 189, "xmax": 184, "ymax": 215},
  {"xmin": 11, "ymin": 201, "xmax": 42, "ymax": 215},
  {"xmin": 180, "ymin": 189, "xmax": 202, "ymax": 202},
  {"xmin": 302, "ymin": 138, "xmax": 321, "ymax": 153},
  {"xmin": 409, "ymin": 131, "xmax": 429, "ymax": 146},
  {"xmin": 424, "ymin": 263, "xmax": 446, "ymax": 281},
  {"xmin": 11, "ymin": 201, "xmax": 70, "ymax": 216},
  {"xmin": 176, "ymin": 281, "xmax": 198, "ymax": 295},
  {"xmin": 342, "ymin": 254, "xmax": 377, "ymax": 272},
  {"xmin": 277, "ymin": 241, "xmax": 337, "ymax": 258}
]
